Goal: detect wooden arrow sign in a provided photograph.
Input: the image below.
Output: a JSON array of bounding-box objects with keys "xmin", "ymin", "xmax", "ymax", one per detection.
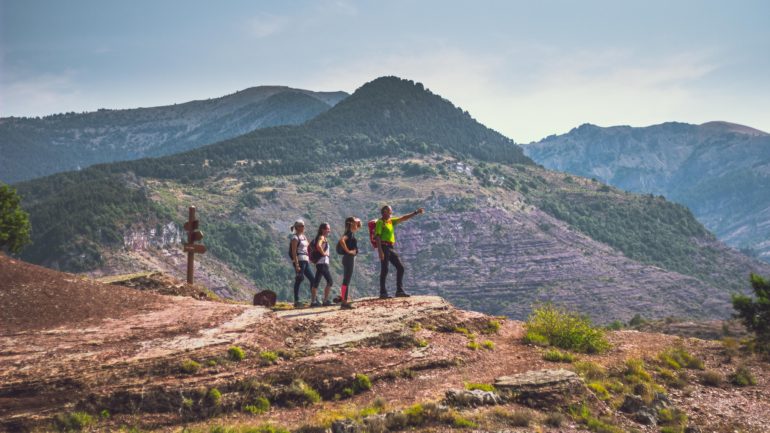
[
  {"xmin": 183, "ymin": 243, "xmax": 207, "ymax": 254},
  {"xmin": 184, "ymin": 220, "xmax": 199, "ymax": 231},
  {"xmin": 191, "ymin": 230, "xmax": 204, "ymax": 242}
]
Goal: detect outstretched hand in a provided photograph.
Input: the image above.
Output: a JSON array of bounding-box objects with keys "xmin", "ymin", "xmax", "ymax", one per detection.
[{"xmin": 416, "ymin": 208, "xmax": 425, "ymax": 215}]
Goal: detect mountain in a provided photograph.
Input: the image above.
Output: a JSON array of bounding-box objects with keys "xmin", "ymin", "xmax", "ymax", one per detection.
[
  {"xmin": 2, "ymin": 255, "xmax": 769, "ymax": 432},
  {"xmin": 13, "ymin": 77, "xmax": 770, "ymax": 324},
  {"xmin": 523, "ymin": 121, "xmax": 770, "ymax": 262},
  {"xmin": 0, "ymin": 86, "xmax": 348, "ymax": 183}
]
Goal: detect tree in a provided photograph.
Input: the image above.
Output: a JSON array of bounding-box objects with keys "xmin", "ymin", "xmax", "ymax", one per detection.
[
  {"xmin": 732, "ymin": 273, "xmax": 770, "ymax": 350},
  {"xmin": 0, "ymin": 184, "xmax": 31, "ymax": 254}
]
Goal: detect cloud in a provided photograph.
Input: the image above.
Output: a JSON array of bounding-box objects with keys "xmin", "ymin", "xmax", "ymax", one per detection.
[
  {"xmin": 0, "ymin": 69, "xmax": 82, "ymax": 116},
  {"xmin": 245, "ymin": 12, "xmax": 289, "ymax": 39}
]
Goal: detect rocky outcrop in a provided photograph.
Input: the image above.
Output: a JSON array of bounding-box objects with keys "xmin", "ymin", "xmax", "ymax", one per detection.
[{"xmin": 495, "ymin": 369, "xmax": 584, "ymax": 408}]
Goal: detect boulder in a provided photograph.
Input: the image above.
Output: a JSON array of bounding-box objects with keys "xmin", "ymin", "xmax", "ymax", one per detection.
[
  {"xmin": 444, "ymin": 388, "xmax": 503, "ymax": 407},
  {"xmin": 253, "ymin": 290, "xmax": 277, "ymax": 307},
  {"xmin": 494, "ymin": 369, "xmax": 583, "ymax": 408}
]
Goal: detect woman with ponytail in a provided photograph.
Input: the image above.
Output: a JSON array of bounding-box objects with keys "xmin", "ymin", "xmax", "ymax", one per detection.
[{"xmin": 336, "ymin": 216, "xmax": 361, "ymax": 309}]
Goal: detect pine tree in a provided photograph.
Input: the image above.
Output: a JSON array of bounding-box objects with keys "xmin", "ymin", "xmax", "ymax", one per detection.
[
  {"xmin": 732, "ymin": 273, "xmax": 770, "ymax": 350},
  {"xmin": 0, "ymin": 184, "xmax": 31, "ymax": 254}
]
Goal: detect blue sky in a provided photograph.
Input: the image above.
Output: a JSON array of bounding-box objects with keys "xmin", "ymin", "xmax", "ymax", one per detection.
[{"xmin": 1, "ymin": 0, "xmax": 768, "ymax": 142}]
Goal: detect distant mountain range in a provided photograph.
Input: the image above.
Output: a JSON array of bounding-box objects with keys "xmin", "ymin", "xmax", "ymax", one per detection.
[
  {"xmin": 0, "ymin": 86, "xmax": 348, "ymax": 183},
  {"xmin": 13, "ymin": 77, "xmax": 770, "ymax": 323},
  {"xmin": 524, "ymin": 121, "xmax": 770, "ymax": 263}
]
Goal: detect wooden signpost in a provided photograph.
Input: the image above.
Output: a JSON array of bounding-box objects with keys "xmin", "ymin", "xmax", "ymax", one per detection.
[{"xmin": 183, "ymin": 206, "xmax": 206, "ymax": 284}]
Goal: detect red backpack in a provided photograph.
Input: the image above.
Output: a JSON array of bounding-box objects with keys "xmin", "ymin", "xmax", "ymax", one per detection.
[{"xmin": 368, "ymin": 219, "xmax": 379, "ymax": 249}]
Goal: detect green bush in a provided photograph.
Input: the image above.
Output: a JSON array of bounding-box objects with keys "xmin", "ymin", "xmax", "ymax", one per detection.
[
  {"xmin": 542, "ymin": 349, "xmax": 575, "ymax": 363},
  {"xmin": 464, "ymin": 382, "xmax": 495, "ymax": 392},
  {"xmin": 482, "ymin": 340, "xmax": 495, "ymax": 350},
  {"xmin": 659, "ymin": 348, "xmax": 704, "ymax": 370},
  {"xmin": 206, "ymin": 388, "xmax": 222, "ymax": 406},
  {"xmin": 286, "ymin": 379, "xmax": 321, "ymax": 405},
  {"xmin": 730, "ymin": 365, "xmax": 757, "ymax": 387},
  {"xmin": 467, "ymin": 341, "xmax": 480, "ymax": 350},
  {"xmin": 450, "ymin": 413, "xmax": 477, "ymax": 428},
  {"xmin": 241, "ymin": 425, "xmax": 290, "ymax": 433},
  {"xmin": 732, "ymin": 273, "xmax": 770, "ymax": 351},
  {"xmin": 53, "ymin": 411, "xmax": 94, "ymax": 432},
  {"xmin": 228, "ymin": 346, "xmax": 246, "ymax": 362},
  {"xmin": 524, "ymin": 303, "xmax": 610, "ymax": 353},
  {"xmin": 587, "ymin": 382, "xmax": 611, "ymax": 400},
  {"xmin": 483, "ymin": 319, "xmax": 501, "ymax": 334},
  {"xmin": 353, "ymin": 373, "xmax": 372, "ymax": 392},
  {"xmin": 180, "ymin": 359, "xmax": 201, "ymax": 374},
  {"xmin": 573, "ymin": 361, "xmax": 607, "ymax": 380},
  {"xmin": 243, "ymin": 396, "xmax": 270, "ymax": 414},
  {"xmin": 259, "ymin": 351, "xmax": 279, "ymax": 365}
]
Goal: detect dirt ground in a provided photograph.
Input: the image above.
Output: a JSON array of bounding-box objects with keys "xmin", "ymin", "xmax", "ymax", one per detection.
[{"xmin": 1, "ymin": 255, "xmax": 769, "ymax": 433}]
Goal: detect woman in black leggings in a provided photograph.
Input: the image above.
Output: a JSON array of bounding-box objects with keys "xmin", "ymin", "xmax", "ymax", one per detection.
[
  {"xmin": 337, "ymin": 217, "xmax": 361, "ymax": 309},
  {"xmin": 310, "ymin": 222, "xmax": 333, "ymax": 307}
]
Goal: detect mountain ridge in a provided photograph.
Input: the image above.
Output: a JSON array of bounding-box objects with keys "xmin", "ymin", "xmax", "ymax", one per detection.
[
  {"xmin": 0, "ymin": 86, "xmax": 349, "ymax": 183},
  {"xmin": 524, "ymin": 120, "xmax": 770, "ymax": 262},
  {"xmin": 12, "ymin": 76, "xmax": 770, "ymax": 324}
]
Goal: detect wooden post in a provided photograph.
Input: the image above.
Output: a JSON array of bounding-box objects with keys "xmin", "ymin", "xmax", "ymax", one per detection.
[{"xmin": 182, "ymin": 206, "xmax": 206, "ymax": 284}]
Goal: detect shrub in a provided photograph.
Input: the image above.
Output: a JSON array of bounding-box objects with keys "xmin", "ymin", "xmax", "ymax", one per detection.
[
  {"xmin": 464, "ymin": 382, "xmax": 495, "ymax": 392},
  {"xmin": 624, "ymin": 359, "xmax": 652, "ymax": 383},
  {"xmin": 483, "ymin": 319, "xmax": 501, "ymax": 334},
  {"xmin": 730, "ymin": 365, "xmax": 757, "ymax": 387},
  {"xmin": 467, "ymin": 341, "xmax": 480, "ymax": 350},
  {"xmin": 243, "ymin": 396, "xmax": 270, "ymax": 414},
  {"xmin": 0, "ymin": 184, "xmax": 31, "ymax": 254},
  {"xmin": 53, "ymin": 411, "xmax": 94, "ymax": 432},
  {"xmin": 99, "ymin": 409, "xmax": 109, "ymax": 419},
  {"xmin": 450, "ymin": 413, "xmax": 477, "ymax": 428},
  {"xmin": 206, "ymin": 388, "xmax": 222, "ymax": 406},
  {"xmin": 658, "ymin": 407, "xmax": 688, "ymax": 432},
  {"xmin": 491, "ymin": 408, "xmax": 532, "ymax": 427},
  {"xmin": 659, "ymin": 348, "xmax": 704, "ymax": 370},
  {"xmin": 543, "ymin": 349, "xmax": 575, "ymax": 363},
  {"xmin": 403, "ymin": 403, "xmax": 424, "ymax": 425},
  {"xmin": 286, "ymin": 379, "xmax": 321, "ymax": 405},
  {"xmin": 732, "ymin": 273, "xmax": 770, "ymax": 351},
  {"xmin": 207, "ymin": 359, "xmax": 218, "ymax": 367},
  {"xmin": 573, "ymin": 361, "xmax": 607, "ymax": 380},
  {"xmin": 180, "ymin": 359, "xmax": 201, "ymax": 374},
  {"xmin": 353, "ymin": 373, "xmax": 372, "ymax": 392},
  {"xmin": 482, "ymin": 340, "xmax": 495, "ymax": 350},
  {"xmin": 228, "ymin": 346, "xmax": 246, "ymax": 361},
  {"xmin": 241, "ymin": 425, "xmax": 290, "ymax": 433},
  {"xmin": 700, "ymin": 370, "xmax": 723, "ymax": 387},
  {"xmin": 259, "ymin": 351, "xmax": 279, "ymax": 365},
  {"xmin": 587, "ymin": 382, "xmax": 611, "ymax": 400},
  {"xmin": 524, "ymin": 303, "xmax": 610, "ymax": 353},
  {"xmin": 416, "ymin": 339, "xmax": 429, "ymax": 347},
  {"xmin": 453, "ymin": 326, "xmax": 472, "ymax": 337},
  {"xmin": 544, "ymin": 411, "xmax": 565, "ymax": 427}
]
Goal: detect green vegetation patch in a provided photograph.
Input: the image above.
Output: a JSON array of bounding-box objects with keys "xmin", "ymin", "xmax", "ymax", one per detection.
[
  {"xmin": 228, "ymin": 346, "xmax": 246, "ymax": 362},
  {"xmin": 542, "ymin": 349, "xmax": 576, "ymax": 363},
  {"xmin": 53, "ymin": 411, "xmax": 94, "ymax": 432},
  {"xmin": 524, "ymin": 303, "xmax": 610, "ymax": 353}
]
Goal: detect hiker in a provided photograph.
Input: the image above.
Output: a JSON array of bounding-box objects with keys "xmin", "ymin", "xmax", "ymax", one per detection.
[
  {"xmin": 336, "ymin": 216, "xmax": 361, "ymax": 309},
  {"xmin": 310, "ymin": 222, "xmax": 334, "ymax": 307},
  {"xmin": 375, "ymin": 205, "xmax": 424, "ymax": 298},
  {"xmin": 289, "ymin": 220, "xmax": 314, "ymax": 308}
]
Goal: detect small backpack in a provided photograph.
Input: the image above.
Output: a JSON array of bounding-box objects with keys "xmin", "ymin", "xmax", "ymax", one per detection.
[
  {"xmin": 308, "ymin": 237, "xmax": 323, "ymax": 264},
  {"xmin": 287, "ymin": 234, "xmax": 300, "ymax": 261},
  {"xmin": 368, "ymin": 219, "xmax": 379, "ymax": 249}
]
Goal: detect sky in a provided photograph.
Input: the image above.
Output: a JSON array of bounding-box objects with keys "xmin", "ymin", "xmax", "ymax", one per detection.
[{"xmin": 1, "ymin": 0, "xmax": 768, "ymax": 142}]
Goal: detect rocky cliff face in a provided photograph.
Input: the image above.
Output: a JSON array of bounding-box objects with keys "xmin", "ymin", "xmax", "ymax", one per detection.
[
  {"xmin": 94, "ymin": 155, "xmax": 770, "ymax": 324},
  {"xmin": 524, "ymin": 121, "xmax": 770, "ymax": 262}
]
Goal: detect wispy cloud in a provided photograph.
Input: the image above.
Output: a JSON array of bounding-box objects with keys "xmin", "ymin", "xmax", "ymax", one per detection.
[
  {"xmin": 0, "ymin": 69, "xmax": 82, "ymax": 116},
  {"xmin": 245, "ymin": 12, "xmax": 289, "ymax": 39}
]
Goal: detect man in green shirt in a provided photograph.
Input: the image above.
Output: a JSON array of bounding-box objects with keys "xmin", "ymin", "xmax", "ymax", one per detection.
[{"xmin": 375, "ymin": 205, "xmax": 424, "ymax": 298}]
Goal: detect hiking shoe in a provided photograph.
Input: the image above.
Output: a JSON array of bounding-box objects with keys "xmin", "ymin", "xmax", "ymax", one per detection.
[
  {"xmin": 340, "ymin": 303, "xmax": 355, "ymax": 310},
  {"xmin": 310, "ymin": 300, "xmax": 321, "ymax": 308},
  {"xmin": 293, "ymin": 301, "xmax": 302, "ymax": 308},
  {"xmin": 395, "ymin": 291, "xmax": 411, "ymax": 298},
  {"xmin": 322, "ymin": 299, "xmax": 332, "ymax": 306},
  {"xmin": 332, "ymin": 296, "xmax": 342, "ymax": 303},
  {"xmin": 379, "ymin": 292, "xmax": 392, "ymax": 299}
]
